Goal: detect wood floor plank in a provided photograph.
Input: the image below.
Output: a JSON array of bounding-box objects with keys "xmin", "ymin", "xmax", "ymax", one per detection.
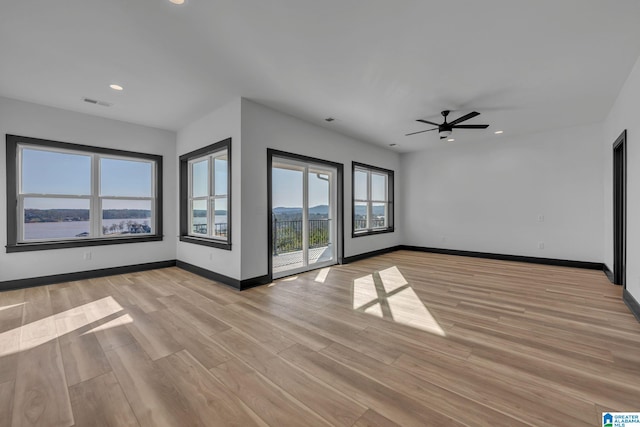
[
  {"xmin": 148, "ymin": 309, "xmax": 233, "ymax": 369},
  {"xmin": 56, "ymin": 312, "xmax": 112, "ymax": 386},
  {"xmin": 124, "ymin": 306, "xmax": 183, "ymax": 361},
  {"xmin": 12, "ymin": 340, "xmax": 74, "ymax": 427},
  {"xmin": 91, "ymin": 312, "xmax": 137, "ymax": 353},
  {"xmin": 68, "ymin": 372, "xmax": 139, "ymax": 427},
  {"xmin": 279, "ymin": 343, "xmax": 466, "ymax": 427},
  {"xmin": 214, "ymin": 329, "xmax": 367, "ymax": 426},
  {"xmin": 0, "ymin": 380, "xmax": 14, "ymax": 427},
  {"xmin": 156, "ymin": 350, "xmax": 268, "ymax": 427},
  {"xmin": 321, "ymin": 342, "xmax": 530, "ymax": 427},
  {"xmin": 0, "ymin": 291, "xmax": 23, "ymax": 384},
  {"xmin": 210, "ymin": 358, "xmax": 332, "ymax": 427},
  {"xmin": 104, "ymin": 341, "xmax": 194, "ymax": 427},
  {"xmin": 20, "ymin": 286, "xmax": 56, "ymax": 350},
  {"xmin": 353, "ymin": 409, "xmax": 402, "ymax": 427},
  {"xmin": 118, "ymin": 284, "xmax": 166, "ymax": 314},
  {"xmin": 225, "ymin": 301, "xmax": 333, "ymax": 351},
  {"xmin": 157, "ymin": 294, "xmax": 231, "ymax": 335}
]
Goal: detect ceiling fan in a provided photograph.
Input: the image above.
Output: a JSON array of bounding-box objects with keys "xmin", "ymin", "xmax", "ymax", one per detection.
[{"xmin": 406, "ymin": 110, "xmax": 489, "ymax": 140}]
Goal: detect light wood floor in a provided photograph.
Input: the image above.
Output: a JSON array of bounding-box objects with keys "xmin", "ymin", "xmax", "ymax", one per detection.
[{"xmin": 1, "ymin": 250, "xmax": 639, "ymax": 427}]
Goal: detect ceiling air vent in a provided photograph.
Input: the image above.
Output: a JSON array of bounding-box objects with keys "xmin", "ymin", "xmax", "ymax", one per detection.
[{"xmin": 83, "ymin": 98, "xmax": 112, "ymax": 107}]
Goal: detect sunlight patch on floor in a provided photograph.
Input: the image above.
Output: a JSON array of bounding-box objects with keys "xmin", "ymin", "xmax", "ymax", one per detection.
[
  {"xmin": 0, "ymin": 296, "xmax": 128, "ymax": 356},
  {"xmin": 378, "ymin": 266, "xmax": 408, "ymax": 293},
  {"xmin": 314, "ymin": 267, "xmax": 331, "ymax": 283},
  {"xmin": 83, "ymin": 313, "xmax": 133, "ymax": 334},
  {"xmin": 353, "ymin": 274, "xmax": 377, "ymax": 310},
  {"xmin": 387, "ymin": 286, "xmax": 445, "ymax": 335},
  {"xmin": 352, "ymin": 266, "xmax": 446, "ymax": 336},
  {"xmin": 0, "ymin": 302, "xmax": 25, "ymax": 312}
]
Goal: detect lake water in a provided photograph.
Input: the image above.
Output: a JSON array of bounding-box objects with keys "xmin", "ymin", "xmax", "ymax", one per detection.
[
  {"xmin": 23, "ymin": 216, "xmax": 227, "ymax": 240},
  {"xmin": 24, "ymin": 218, "xmax": 151, "ymax": 240}
]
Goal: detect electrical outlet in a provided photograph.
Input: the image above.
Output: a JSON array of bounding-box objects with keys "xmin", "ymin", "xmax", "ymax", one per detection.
[
  {"xmin": 441, "ymin": 236, "xmax": 446, "ymax": 243},
  {"xmin": 537, "ymin": 215, "xmax": 544, "ymax": 222},
  {"xmin": 209, "ymin": 252, "xmax": 214, "ymax": 261},
  {"xmin": 538, "ymin": 242, "xmax": 544, "ymax": 249},
  {"xmin": 83, "ymin": 251, "xmax": 92, "ymax": 260}
]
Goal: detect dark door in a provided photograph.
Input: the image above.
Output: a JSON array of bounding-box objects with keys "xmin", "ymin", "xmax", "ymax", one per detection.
[{"xmin": 613, "ymin": 130, "xmax": 627, "ymax": 287}]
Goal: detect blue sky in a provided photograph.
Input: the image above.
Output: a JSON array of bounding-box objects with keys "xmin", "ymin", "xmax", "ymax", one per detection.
[
  {"xmin": 22, "ymin": 149, "xmax": 153, "ymax": 209},
  {"xmin": 22, "ymin": 149, "xmax": 330, "ymax": 210},
  {"xmin": 272, "ymin": 167, "xmax": 329, "ymax": 208},
  {"xmin": 192, "ymin": 157, "xmax": 228, "ymax": 198}
]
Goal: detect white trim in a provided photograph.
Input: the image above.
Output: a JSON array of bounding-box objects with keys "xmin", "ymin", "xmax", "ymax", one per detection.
[
  {"xmin": 272, "ymin": 157, "xmax": 338, "ymax": 279},
  {"xmin": 17, "ymin": 144, "xmax": 157, "ymax": 243},
  {"xmin": 353, "ymin": 166, "xmax": 391, "ymax": 232},
  {"xmin": 187, "ymin": 147, "xmax": 229, "ymax": 241}
]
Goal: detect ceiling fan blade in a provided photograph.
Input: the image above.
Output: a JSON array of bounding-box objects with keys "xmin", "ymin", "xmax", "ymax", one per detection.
[
  {"xmin": 405, "ymin": 128, "xmax": 438, "ymax": 136},
  {"xmin": 449, "ymin": 111, "xmax": 480, "ymax": 126},
  {"xmin": 452, "ymin": 124, "xmax": 489, "ymax": 129},
  {"xmin": 416, "ymin": 119, "xmax": 440, "ymax": 126}
]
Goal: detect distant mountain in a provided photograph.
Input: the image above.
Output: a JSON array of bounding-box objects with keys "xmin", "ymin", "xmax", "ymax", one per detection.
[
  {"xmin": 273, "ymin": 204, "xmax": 385, "ymax": 217},
  {"xmin": 354, "ymin": 205, "xmax": 386, "ymax": 216},
  {"xmin": 273, "ymin": 205, "xmax": 328, "ymax": 215},
  {"xmin": 24, "ymin": 209, "xmax": 152, "ymax": 223},
  {"xmin": 309, "ymin": 205, "xmax": 329, "ymax": 214},
  {"xmin": 272, "ymin": 207, "xmax": 303, "ymax": 215},
  {"xmin": 193, "ymin": 210, "xmax": 227, "ymax": 217},
  {"xmin": 272, "ymin": 205, "xmax": 329, "ymax": 220}
]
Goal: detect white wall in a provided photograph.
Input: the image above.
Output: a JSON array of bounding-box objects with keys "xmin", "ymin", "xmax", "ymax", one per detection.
[
  {"xmin": 0, "ymin": 96, "xmax": 177, "ymax": 281},
  {"xmin": 240, "ymin": 99, "xmax": 402, "ymax": 280},
  {"xmin": 604, "ymin": 54, "xmax": 640, "ymax": 301},
  {"xmin": 176, "ymin": 98, "xmax": 242, "ymax": 280},
  {"xmin": 401, "ymin": 123, "xmax": 604, "ymax": 262}
]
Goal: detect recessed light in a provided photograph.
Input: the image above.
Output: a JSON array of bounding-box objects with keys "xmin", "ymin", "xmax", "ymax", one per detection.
[
  {"xmin": 447, "ymin": 138, "xmax": 455, "ymax": 142},
  {"xmin": 169, "ymin": 0, "xmax": 185, "ymax": 4},
  {"xmin": 109, "ymin": 84, "xmax": 123, "ymax": 91},
  {"xmin": 494, "ymin": 130, "xmax": 504, "ymax": 134}
]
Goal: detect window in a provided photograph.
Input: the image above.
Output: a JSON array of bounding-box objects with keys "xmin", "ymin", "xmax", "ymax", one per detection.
[
  {"xmin": 6, "ymin": 134, "xmax": 163, "ymax": 252},
  {"xmin": 352, "ymin": 162, "xmax": 394, "ymax": 236},
  {"xmin": 179, "ymin": 138, "xmax": 231, "ymax": 250}
]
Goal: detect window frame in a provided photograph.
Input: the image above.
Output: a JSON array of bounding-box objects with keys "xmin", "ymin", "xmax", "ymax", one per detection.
[
  {"xmin": 5, "ymin": 134, "xmax": 163, "ymax": 253},
  {"xmin": 352, "ymin": 161, "xmax": 394, "ymax": 237},
  {"xmin": 179, "ymin": 138, "xmax": 232, "ymax": 250}
]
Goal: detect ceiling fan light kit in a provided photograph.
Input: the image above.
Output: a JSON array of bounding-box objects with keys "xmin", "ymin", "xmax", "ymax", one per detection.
[
  {"xmin": 406, "ymin": 110, "xmax": 489, "ymax": 140},
  {"xmin": 439, "ymin": 129, "xmax": 452, "ymax": 139}
]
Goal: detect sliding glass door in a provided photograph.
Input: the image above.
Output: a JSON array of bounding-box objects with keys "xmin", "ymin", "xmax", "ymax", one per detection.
[{"xmin": 271, "ymin": 157, "xmax": 337, "ymax": 278}]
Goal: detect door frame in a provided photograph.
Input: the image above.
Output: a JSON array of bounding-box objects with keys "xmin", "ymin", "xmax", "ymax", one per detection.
[
  {"xmin": 613, "ymin": 130, "xmax": 627, "ymax": 287},
  {"xmin": 267, "ymin": 149, "xmax": 343, "ymax": 281}
]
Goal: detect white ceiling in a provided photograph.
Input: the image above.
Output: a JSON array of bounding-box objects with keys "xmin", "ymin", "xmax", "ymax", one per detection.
[{"xmin": 1, "ymin": 0, "xmax": 640, "ymax": 152}]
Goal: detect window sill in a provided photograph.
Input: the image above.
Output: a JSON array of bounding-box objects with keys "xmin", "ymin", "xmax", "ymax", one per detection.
[
  {"xmin": 352, "ymin": 227, "xmax": 394, "ymax": 238},
  {"xmin": 179, "ymin": 235, "xmax": 231, "ymax": 251},
  {"xmin": 6, "ymin": 235, "xmax": 163, "ymax": 253}
]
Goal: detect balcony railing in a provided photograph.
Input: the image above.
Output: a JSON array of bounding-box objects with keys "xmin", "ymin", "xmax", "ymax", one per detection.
[
  {"xmin": 354, "ymin": 218, "xmax": 386, "ymax": 230},
  {"xmin": 272, "ymin": 219, "xmax": 330, "ymax": 255},
  {"xmin": 192, "ymin": 223, "xmax": 228, "ymax": 237}
]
